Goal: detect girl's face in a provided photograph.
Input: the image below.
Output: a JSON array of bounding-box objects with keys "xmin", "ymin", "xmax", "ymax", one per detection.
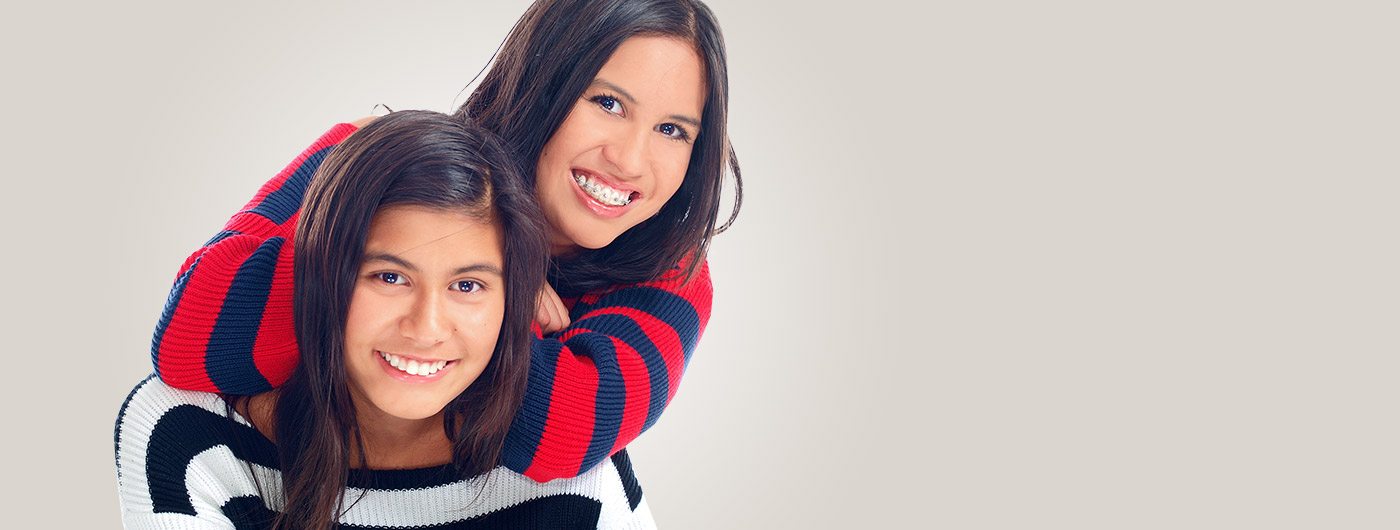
[
  {"xmin": 535, "ymin": 36, "xmax": 707, "ymax": 254},
  {"xmin": 343, "ymin": 205, "xmax": 506, "ymax": 422}
]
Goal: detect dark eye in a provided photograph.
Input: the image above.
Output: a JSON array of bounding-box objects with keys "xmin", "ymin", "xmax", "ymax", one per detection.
[
  {"xmin": 658, "ymin": 123, "xmax": 690, "ymax": 141},
  {"xmin": 592, "ymin": 95, "xmax": 625, "ymax": 116},
  {"xmin": 377, "ymin": 272, "xmax": 406, "ymax": 285},
  {"xmin": 451, "ymin": 280, "xmax": 482, "ymax": 293}
]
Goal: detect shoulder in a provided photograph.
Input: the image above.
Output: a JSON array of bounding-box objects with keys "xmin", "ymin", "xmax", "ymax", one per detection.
[
  {"xmin": 115, "ymin": 376, "xmax": 251, "ymax": 477},
  {"xmin": 567, "ymin": 257, "xmax": 713, "ymax": 332},
  {"xmin": 116, "ymin": 377, "xmax": 277, "ymax": 522},
  {"xmin": 297, "ymin": 116, "xmax": 377, "ymax": 157},
  {"xmin": 117, "ymin": 376, "xmax": 232, "ymax": 437}
]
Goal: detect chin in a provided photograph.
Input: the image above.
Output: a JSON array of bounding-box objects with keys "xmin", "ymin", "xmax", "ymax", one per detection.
[
  {"xmin": 569, "ymin": 226, "xmax": 623, "ymax": 250},
  {"xmin": 579, "ymin": 237, "xmax": 618, "ymax": 250},
  {"xmin": 378, "ymin": 400, "xmax": 450, "ymax": 421}
]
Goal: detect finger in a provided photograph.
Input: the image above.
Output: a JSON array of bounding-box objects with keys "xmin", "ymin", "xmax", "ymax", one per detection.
[
  {"xmin": 543, "ymin": 284, "xmax": 570, "ymax": 329},
  {"xmin": 547, "ymin": 296, "xmax": 567, "ymax": 333},
  {"xmin": 552, "ymin": 293, "xmax": 571, "ymax": 329},
  {"xmin": 535, "ymin": 290, "xmax": 553, "ymax": 328}
]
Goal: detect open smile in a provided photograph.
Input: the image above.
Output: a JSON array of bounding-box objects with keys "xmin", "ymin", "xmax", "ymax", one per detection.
[
  {"xmin": 376, "ymin": 350, "xmax": 457, "ymax": 383},
  {"xmin": 570, "ymin": 168, "xmax": 640, "ymax": 218}
]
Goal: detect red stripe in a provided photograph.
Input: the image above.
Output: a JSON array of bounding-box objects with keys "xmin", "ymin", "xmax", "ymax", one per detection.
[
  {"xmin": 157, "ymin": 236, "xmax": 263, "ymax": 392},
  {"xmin": 523, "ymin": 347, "xmax": 599, "ymax": 479},
  {"xmin": 251, "ymin": 240, "xmax": 298, "ymax": 387},
  {"xmin": 675, "ymin": 261, "xmax": 714, "ymax": 327},
  {"xmin": 173, "ymin": 247, "xmax": 202, "ymax": 283},
  {"xmin": 586, "ymin": 307, "xmax": 685, "ymax": 401},
  {"xmin": 222, "ymin": 211, "xmax": 282, "ymax": 239},
  {"xmin": 235, "ymin": 124, "xmax": 359, "ymax": 216},
  {"xmin": 608, "ymin": 337, "xmax": 649, "ymax": 455}
]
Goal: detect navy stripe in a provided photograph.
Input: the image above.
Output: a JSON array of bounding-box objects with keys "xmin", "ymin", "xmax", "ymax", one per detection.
[
  {"xmin": 592, "ymin": 286, "xmax": 703, "ymax": 363},
  {"xmin": 500, "ymin": 338, "xmax": 564, "ymax": 474},
  {"xmin": 218, "ymin": 492, "xmax": 602, "ymax": 528},
  {"xmin": 578, "ymin": 314, "xmax": 669, "ymax": 430},
  {"xmin": 143, "ymin": 405, "xmax": 279, "ymax": 515},
  {"xmin": 577, "ymin": 332, "xmax": 624, "ymax": 475},
  {"xmin": 150, "ymin": 254, "xmax": 206, "ymax": 377},
  {"xmin": 217, "ymin": 491, "xmax": 602, "ymax": 529},
  {"xmin": 610, "ymin": 449, "xmax": 644, "ymax": 511},
  {"xmin": 220, "ymin": 496, "xmax": 274, "ymax": 530},
  {"xmin": 337, "ymin": 495, "xmax": 600, "ymax": 529},
  {"xmin": 204, "ymin": 229, "xmax": 242, "ymax": 247},
  {"xmin": 205, "ymin": 237, "xmax": 283, "ymax": 394},
  {"xmin": 244, "ymin": 146, "xmax": 332, "ymax": 224},
  {"xmin": 347, "ymin": 463, "xmax": 459, "ymax": 490}
]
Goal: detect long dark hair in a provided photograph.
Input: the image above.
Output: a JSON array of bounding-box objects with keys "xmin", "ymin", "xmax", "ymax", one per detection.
[
  {"xmin": 460, "ymin": 0, "xmax": 741, "ymax": 295},
  {"xmin": 270, "ymin": 110, "xmax": 546, "ymax": 530}
]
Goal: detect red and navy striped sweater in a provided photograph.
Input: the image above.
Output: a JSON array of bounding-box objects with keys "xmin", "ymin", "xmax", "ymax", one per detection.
[{"xmin": 150, "ymin": 123, "xmax": 712, "ymax": 482}]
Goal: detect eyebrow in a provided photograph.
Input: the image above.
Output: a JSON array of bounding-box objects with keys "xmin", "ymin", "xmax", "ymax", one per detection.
[
  {"xmin": 590, "ymin": 78, "xmax": 702, "ymax": 129},
  {"xmin": 363, "ymin": 252, "xmax": 503, "ymax": 277}
]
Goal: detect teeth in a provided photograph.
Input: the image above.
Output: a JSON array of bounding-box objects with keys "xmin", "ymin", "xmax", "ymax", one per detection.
[
  {"xmin": 573, "ymin": 172, "xmax": 631, "ymax": 206},
  {"xmin": 379, "ymin": 351, "xmax": 448, "ymax": 376}
]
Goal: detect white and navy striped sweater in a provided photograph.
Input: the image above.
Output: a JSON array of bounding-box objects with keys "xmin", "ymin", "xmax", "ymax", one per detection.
[{"xmin": 115, "ymin": 376, "xmax": 655, "ymax": 529}]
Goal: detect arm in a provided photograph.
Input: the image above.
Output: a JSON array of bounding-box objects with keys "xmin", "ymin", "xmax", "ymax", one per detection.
[
  {"xmin": 151, "ymin": 123, "xmax": 359, "ymax": 393},
  {"xmin": 501, "ymin": 260, "xmax": 713, "ymax": 481}
]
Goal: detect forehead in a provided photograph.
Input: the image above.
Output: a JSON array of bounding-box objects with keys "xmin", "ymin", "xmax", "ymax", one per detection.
[
  {"xmin": 363, "ymin": 206, "xmax": 503, "ymax": 266},
  {"xmin": 597, "ymin": 36, "xmax": 706, "ymax": 117}
]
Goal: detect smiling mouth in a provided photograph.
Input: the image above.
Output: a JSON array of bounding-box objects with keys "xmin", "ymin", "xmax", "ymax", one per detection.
[
  {"xmin": 572, "ymin": 170, "xmax": 639, "ymax": 207},
  {"xmin": 379, "ymin": 351, "xmax": 454, "ymax": 377}
]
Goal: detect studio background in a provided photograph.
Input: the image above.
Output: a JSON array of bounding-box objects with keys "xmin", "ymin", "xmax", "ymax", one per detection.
[{"xmin": 3, "ymin": 0, "xmax": 1397, "ymax": 528}]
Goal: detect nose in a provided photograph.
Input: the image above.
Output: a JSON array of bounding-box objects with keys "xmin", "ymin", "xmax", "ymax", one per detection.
[
  {"xmin": 399, "ymin": 291, "xmax": 451, "ymax": 347},
  {"xmin": 601, "ymin": 124, "xmax": 649, "ymax": 179}
]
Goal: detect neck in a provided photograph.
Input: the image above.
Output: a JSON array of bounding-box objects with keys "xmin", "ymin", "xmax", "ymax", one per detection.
[
  {"xmin": 246, "ymin": 390, "xmax": 454, "ymax": 470},
  {"xmin": 547, "ymin": 226, "xmax": 580, "ymax": 258},
  {"xmin": 348, "ymin": 391, "xmax": 454, "ymax": 469}
]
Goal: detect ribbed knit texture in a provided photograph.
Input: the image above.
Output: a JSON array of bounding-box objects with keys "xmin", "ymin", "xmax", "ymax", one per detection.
[
  {"xmin": 115, "ymin": 376, "xmax": 656, "ymax": 529},
  {"xmin": 149, "ymin": 124, "xmax": 713, "ymax": 481}
]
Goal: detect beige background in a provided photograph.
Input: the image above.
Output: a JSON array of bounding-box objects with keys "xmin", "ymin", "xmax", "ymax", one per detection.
[{"xmin": 2, "ymin": 0, "xmax": 1397, "ymax": 527}]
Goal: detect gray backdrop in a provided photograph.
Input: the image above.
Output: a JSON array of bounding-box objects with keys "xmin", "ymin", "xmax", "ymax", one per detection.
[{"xmin": 3, "ymin": 0, "xmax": 1397, "ymax": 527}]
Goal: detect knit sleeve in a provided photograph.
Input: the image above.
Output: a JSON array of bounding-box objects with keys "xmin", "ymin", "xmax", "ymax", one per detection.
[
  {"xmin": 500, "ymin": 260, "xmax": 713, "ymax": 481},
  {"xmin": 150, "ymin": 124, "xmax": 357, "ymax": 393},
  {"xmin": 115, "ymin": 377, "xmax": 249, "ymax": 530}
]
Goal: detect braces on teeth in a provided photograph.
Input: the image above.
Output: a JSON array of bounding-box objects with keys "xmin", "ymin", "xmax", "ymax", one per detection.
[{"xmin": 574, "ymin": 173, "xmax": 632, "ymax": 206}]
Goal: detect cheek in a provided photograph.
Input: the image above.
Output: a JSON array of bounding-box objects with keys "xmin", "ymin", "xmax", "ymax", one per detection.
[
  {"xmin": 653, "ymin": 154, "xmax": 691, "ymax": 202},
  {"xmin": 542, "ymin": 109, "xmax": 609, "ymax": 170},
  {"xmin": 461, "ymin": 309, "xmax": 503, "ymax": 336},
  {"xmin": 343, "ymin": 293, "xmax": 376, "ymax": 348},
  {"xmin": 535, "ymin": 144, "xmax": 572, "ymax": 211},
  {"xmin": 456, "ymin": 300, "xmax": 506, "ymax": 348}
]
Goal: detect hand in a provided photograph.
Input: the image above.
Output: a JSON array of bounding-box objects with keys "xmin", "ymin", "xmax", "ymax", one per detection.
[{"xmin": 535, "ymin": 283, "xmax": 571, "ymax": 334}]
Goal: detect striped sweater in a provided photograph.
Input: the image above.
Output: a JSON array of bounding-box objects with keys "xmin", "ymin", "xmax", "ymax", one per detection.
[
  {"xmin": 150, "ymin": 123, "xmax": 712, "ymax": 481},
  {"xmin": 115, "ymin": 376, "xmax": 655, "ymax": 529}
]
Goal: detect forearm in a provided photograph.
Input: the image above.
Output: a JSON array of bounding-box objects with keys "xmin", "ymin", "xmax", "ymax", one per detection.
[
  {"xmin": 502, "ymin": 261, "xmax": 713, "ymax": 480},
  {"xmin": 152, "ymin": 124, "xmax": 357, "ymax": 393}
]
